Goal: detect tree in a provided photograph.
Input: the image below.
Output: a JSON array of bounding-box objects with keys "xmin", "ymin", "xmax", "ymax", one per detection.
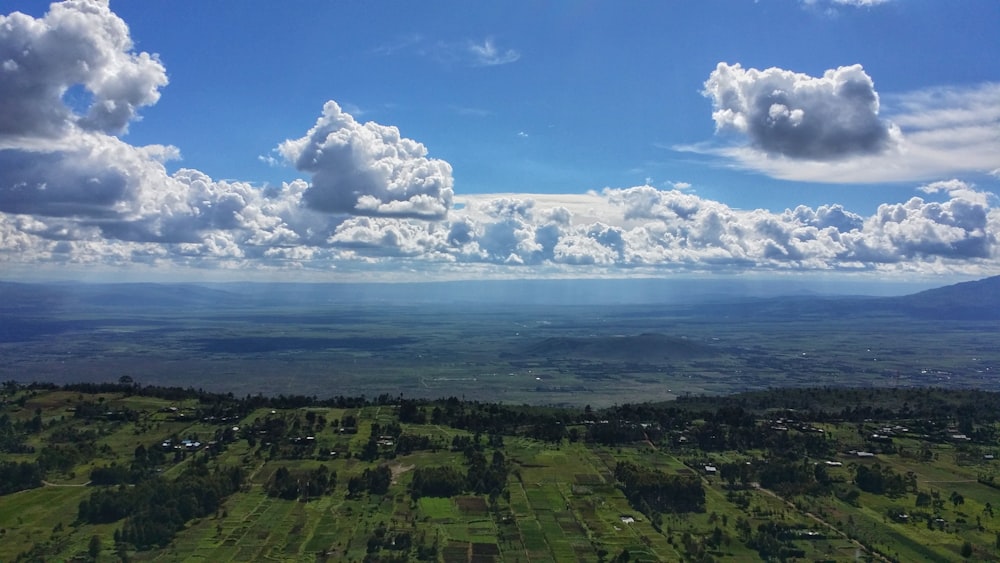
[
  {"xmin": 88, "ymin": 534, "xmax": 102, "ymax": 559},
  {"xmin": 961, "ymin": 540, "xmax": 973, "ymax": 559}
]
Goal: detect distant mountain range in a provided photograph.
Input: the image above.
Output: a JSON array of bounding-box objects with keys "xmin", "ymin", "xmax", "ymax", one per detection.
[
  {"xmin": 670, "ymin": 275, "xmax": 1000, "ymax": 322},
  {"xmin": 884, "ymin": 274, "xmax": 1000, "ymax": 320},
  {"xmin": 1, "ymin": 275, "xmax": 998, "ymax": 319}
]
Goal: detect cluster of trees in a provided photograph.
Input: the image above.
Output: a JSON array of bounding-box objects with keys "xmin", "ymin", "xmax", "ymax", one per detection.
[
  {"xmin": 409, "ymin": 448, "xmax": 510, "ymax": 500},
  {"xmin": 89, "ymin": 444, "xmax": 167, "ymax": 486},
  {"xmin": 581, "ymin": 402, "xmax": 835, "ymax": 461},
  {"xmin": 364, "ymin": 525, "xmax": 438, "ymax": 561},
  {"xmin": 78, "ymin": 461, "xmax": 244, "ymax": 550},
  {"xmin": 0, "ymin": 411, "xmax": 37, "ymax": 453},
  {"xmin": 410, "ymin": 466, "xmax": 464, "ymax": 498},
  {"xmin": 14, "ymin": 381, "xmax": 1000, "ymax": 434},
  {"xmin": 397, "ymin": 399, "xmax": 426, "ymax": 424},
  {"xmin": 674, "ymin": 527, "xmax": 729, "ymax": 562},
  {"xmin": 614, "ymin": 461, "xmax": 705, "ymax": 516},
  {"xmin": 585, "ymin": 419, "xmax": 647, "ymax": 445},
  {"xmin": 36, "ymin": 436, "xmax": 107, "ymax": 474},
  {"xmin": 745, "ymin": 522, "xmax": 810, "ymax": 561},
  {"xmin": 89, "ymin": 463, "xmax": 136, "ymax": 487},
  {"xmin": 756, "ymin": 459, "xmax": 832, "ymax": 497},
  {"xmin": 854, "ymin": 463, "xmax": 910, "ymax": 497},
  {"xmin": 423, "ymin": 396, "xmax": 576, "ymax": 442},
  {"xmin": 0, "ymin": 461, "xmax": 42, "ymax": 495},
  {"xmin": 394, "ymin": 433, "xmax": 435, "ymax": 455},
  {"xmin": 466, "ymin": 449, "xmax": 508, "ymax": 497},
  {"xmin": 347, "ymin": 465, "xmax": 392, "ymax": 497},
  {"xmin": 72, "ymin": 400, "xmax": 138, "ymax": 422},
  {"xmin": 265, "ymin": 465, "xmax": 336, "ymax": 500},
  {"xmin": 677, "ymin": 386, "xmax": 1000, "ymax": 435}
]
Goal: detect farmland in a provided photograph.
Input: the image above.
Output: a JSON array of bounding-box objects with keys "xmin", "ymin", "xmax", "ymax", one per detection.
[{"xmin": 4, "ymin": 383, "xmax": 1000, "ymax": 561}]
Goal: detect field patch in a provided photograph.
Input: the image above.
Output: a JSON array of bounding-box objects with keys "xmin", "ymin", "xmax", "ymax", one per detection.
[
  {"xmin": 456, "ymin": 495, "xmax": 489, "ymax": 515},
  {"xmin": 419, "ymin": 496, "xmax": 461, "ymax": 521},
  {"xmin": 574, "ymin": 472, "xmax": 603, "ymax": 485},
  {"xmin": 442, "ymin": 541, "xmax": 470, "ymax": 563}
]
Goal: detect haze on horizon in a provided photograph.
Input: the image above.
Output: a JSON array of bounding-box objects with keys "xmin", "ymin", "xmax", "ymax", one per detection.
[{"xmin": 1, "ymin": 0, "xmax": 999, "ymax": 286}]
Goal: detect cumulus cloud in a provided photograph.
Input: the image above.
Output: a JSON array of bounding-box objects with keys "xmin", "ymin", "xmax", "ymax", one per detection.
[
  {"xmin": 843, "ymin": 180, "xmax": 995, "ymax": 262},
  {"xmin": 0, "ymin": 0, "xmax": 183, "ymax": 242},
  {"xmin": 703, "ymin": 63, "xmax": 895, "ymax": 161},
  {"xmin": 0, "ymin": 0, "xmax": 167, "ymax": 137},
  {"xmin": 693, "ymin": 64, "xmax": 1000, "ymax": 183},
  {"xmin": 279, "ymin": 101, "xmax": 454, "ymax": 220}
]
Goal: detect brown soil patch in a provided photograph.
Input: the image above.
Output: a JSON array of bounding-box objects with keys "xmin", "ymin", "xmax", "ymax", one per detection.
[
  {"xmin": 455, "ymin": 496, "xmax": 489, "ymax": 514},
  {"xmin": 389, "ymin": 462, "xmax": 415, "ymax": 485}
]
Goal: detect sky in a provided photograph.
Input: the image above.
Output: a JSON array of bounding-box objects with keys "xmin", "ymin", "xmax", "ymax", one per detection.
[{"xmin": 1, "ymin": 0, "xmax": 999, "ymax": 284}]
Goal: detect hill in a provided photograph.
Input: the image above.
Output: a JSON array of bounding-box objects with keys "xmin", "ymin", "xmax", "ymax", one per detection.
[
  {"xmin": 671, "ymin": 275, "xmax": 1000, "ymax": 322},
  {"xmin": 881, "ymin": 274, "xmax": 1000, "ymax": 320}
]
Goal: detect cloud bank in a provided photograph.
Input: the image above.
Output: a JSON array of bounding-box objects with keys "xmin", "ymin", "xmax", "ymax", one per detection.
[{"xmin": 0, "ymin": 2, "xmax": 997, "ymax": 281}]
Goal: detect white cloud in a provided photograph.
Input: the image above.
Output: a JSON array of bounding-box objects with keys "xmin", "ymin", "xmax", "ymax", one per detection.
[
  {"xmin": 801, "ymin": 0, "xmax": 891, "ymax": 12},
  {"xmin": 468, "ymin": 38, "xmax": 520, "ymax": 66},
  {"xmin": 279, "ymin": 101, "xmax": 454, "ymax": 220},
  {"xmin": 703, "ymin": 63, "xmax": 895, "ymax": 161},
  {"xmin": 0, "ymin": 0, "xmax": 167, "ymax": 137},
  {"xmin": 832, "ymin": 0, "xmax": 890, "ymax": 6},
  {"xmin": 842, "ymin": 181, "xmax": 996, "ymax": 262},
  {"xmin": 694, "ymin": 64, "xmax": 1000, "ymax": 183},
  {"xmin": 375, "ymin": 34, "xmax": 519, "ymax": 68}
]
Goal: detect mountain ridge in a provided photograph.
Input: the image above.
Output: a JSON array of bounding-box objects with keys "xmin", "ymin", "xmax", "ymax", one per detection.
[{"xmin": 0, "ymin": 275, "xmax": 997, "ymax": 318}]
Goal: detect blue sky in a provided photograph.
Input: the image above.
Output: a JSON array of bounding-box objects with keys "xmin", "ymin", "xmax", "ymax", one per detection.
[{"xmin": 1, "ymin": 0, "xmax": 999, "ymax": 283}]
